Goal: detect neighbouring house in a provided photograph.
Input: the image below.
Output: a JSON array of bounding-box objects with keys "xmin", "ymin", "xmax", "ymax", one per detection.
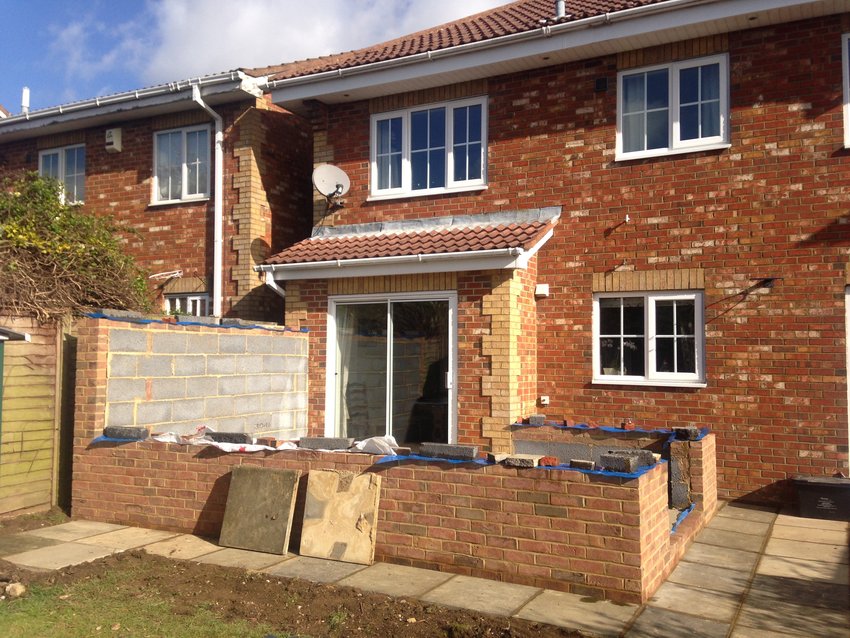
[
  {"xmin": 254, "ymin": 0, "xmax": 850, "ymax": 503},
  {"xmin": 0, "ymin": 72, "xmax": 311, "ymax": 322}
]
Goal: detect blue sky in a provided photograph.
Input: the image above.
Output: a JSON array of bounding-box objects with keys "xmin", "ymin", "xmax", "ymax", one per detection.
[{"xmin": 0, "ymin": 0, "xmax": 507, "ymax": 115}]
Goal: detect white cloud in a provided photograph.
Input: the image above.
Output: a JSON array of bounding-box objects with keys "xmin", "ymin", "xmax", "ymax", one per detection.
[{"xmin": 141, "ymin": 0, "xmax": 508, "ymax": 83}]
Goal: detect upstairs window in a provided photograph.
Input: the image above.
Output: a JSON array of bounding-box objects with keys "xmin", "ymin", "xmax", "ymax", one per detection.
[
  {"xmin": 153, "ymin": 126, "xmax": 210, "ymax": 204},
  {"xmin": 617, "ymin": 54, "xmax": 729, "ymax": 160},
  {"xmin": 843, "ymin": 34, "xmax": 849, "ymax": 148},
  {"xmin": 593, "ymin": 291, "xmax": 705, "ymax": 386},
  {"xmin": 39, "ymin": 145, "xmax": 85, "ymax": 203},
  {"xmin": 370, "ymin": 97, "xmax": 487, "ymax": 198}
]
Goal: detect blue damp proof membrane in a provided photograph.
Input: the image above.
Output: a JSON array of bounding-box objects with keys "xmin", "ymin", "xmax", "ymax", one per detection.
[
  {"xmin": 89, "ymin": 435, "xmax": 144, "ymax": 444},
  {"xmin": 376, "ymin": 454, "xmax": 489, "ymax": 465},
  {"xmin": 671, "ymin": 503, "xmax": 695, "ymax": 533}
]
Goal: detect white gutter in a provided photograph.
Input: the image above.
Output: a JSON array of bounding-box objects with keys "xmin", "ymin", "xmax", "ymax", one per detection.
[
  {"xmin": 265, "ymin": 0, "xmax": 719, "ymax": 91},
  {"xmin": 192, "ymin": 86, "xmax": 225, "ymax": 317}
]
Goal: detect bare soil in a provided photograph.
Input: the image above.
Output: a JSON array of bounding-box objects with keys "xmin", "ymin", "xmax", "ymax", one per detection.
[{"xmin": 0, "ymin": 511, "xmax": 580, "ymax": 637}]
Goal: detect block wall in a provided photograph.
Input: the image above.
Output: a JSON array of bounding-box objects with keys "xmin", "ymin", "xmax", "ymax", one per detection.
[
  {"xmin": 71, "ymin": 439, "xmax": 713, "ymax": 603},
  {"xmin": 75, "ymin": 317, "xmax": 308, "ymax": 439},
  {"xmin": 302, "ymin": 14, "xmax": 850, "ymax": 501}
]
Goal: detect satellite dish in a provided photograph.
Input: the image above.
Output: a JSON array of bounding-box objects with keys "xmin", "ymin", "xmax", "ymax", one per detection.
[{"xmin": 312, "ymin": 164, "xmax": 351, "ymax": 199}]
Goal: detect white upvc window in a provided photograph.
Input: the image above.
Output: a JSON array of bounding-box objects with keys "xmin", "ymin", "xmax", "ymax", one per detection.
[
  {"xmin": 593, "ymin": 291, "xmax": 705, "ymax": 387},
  {"xmin": 39, "ymin": 145, "xmax": 85, "ymax": 203},
  {"xmin": 153, "ymin": 125, "xmax": 210, "ymax": 204},
  {"xmin": 165, "ymin": 293, "xmax": 210, "ymax": 317},
  {"xmin": 616, "ymin": 54, "xmax": 730, "ymax": 160},
  {"xmin": 370, "ymin": 96, "xmax": 487, "ymax": 199},
  {"xmin": 843, "ymin": 34, "xmax": 849, "ymax": 148}
]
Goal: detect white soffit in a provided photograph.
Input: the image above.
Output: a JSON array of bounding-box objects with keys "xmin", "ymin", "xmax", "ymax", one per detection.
[{"xmin": 269, "ymin": 0, "xmax": 845, "ymax": 111}]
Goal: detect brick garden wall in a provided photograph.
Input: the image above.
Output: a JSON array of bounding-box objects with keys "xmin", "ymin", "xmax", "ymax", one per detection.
[
  {"xmin": 296, "ymin": 14, "xmax": 850, "ymax": 502},
  {"xmin": 76, "ymin": 317, "xmax": 308, "ymax": 439},
  {"xmin": 71, "ymin": 435, "xmax": 716, "ymax": 603}
]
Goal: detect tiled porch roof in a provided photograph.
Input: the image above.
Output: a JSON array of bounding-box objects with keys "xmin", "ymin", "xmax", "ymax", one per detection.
[{"xmin": 264, "ymin": 219, "xmax": 556, "ymax": 265}]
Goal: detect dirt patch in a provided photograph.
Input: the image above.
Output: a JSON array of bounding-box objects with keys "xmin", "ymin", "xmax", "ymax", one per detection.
[
  {"xmin": 1, "ymin": 551, "xmax": 580, "ymax": 637},
  {"xmin": 0, "ymin": 507, "xmax": 69, "ymax": 536}
]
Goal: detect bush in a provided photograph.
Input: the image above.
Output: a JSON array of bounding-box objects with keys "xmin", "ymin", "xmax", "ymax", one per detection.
[{"xmin": 0, "ymin": 171, "xmax": 150, "ymax": 320}]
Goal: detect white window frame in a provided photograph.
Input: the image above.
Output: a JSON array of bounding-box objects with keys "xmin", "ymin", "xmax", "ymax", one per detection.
[
  {"xmin": 152, "ymin": 125, "xmax": 211, "ymax": 204},
  {"xmin": 369, "ymin": 96, "xmax": 488, "ymax": 200},
  {"xmin": 841, "ymin": 33, "xmax": 850, "ymax": 148},
  {"xmin": 164, "ymin": 293, "xmax": 210, "ymax": 317},
  {"xmin": 616, "ymin": 54, "xmax": 730, "ymax": 161},
  {"xmin": 592, "ymin": 290, "xmax": 706, "ymax": 387},
  {"xmin": 325, "ymin": 291, "xmax": 458, "ymax": 442},
  {"xmin": 38, "ymin": 144, "xmax": 85, "ymax": 203}
]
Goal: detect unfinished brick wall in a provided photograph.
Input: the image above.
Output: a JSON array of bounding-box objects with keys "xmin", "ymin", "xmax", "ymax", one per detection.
[
  {"xmin": 300, "ymin": 13, "xmax": 850, "ymax": 501},
  {"xmin": 71, "ymin": 438, "xmax": 715, "ymax": 603},
  {"xmin": 75, "ymin": 317, "xmax": 308, "ymax": 440}
]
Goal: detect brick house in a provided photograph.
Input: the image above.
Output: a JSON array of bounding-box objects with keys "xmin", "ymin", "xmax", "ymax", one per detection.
[
  {"xmin": 0, "ymin": 72, "xmax": 311, "ymax": 321},
  {"xmin": 255, "ymin": 0, "xmax": 850, "ymax": 502}
]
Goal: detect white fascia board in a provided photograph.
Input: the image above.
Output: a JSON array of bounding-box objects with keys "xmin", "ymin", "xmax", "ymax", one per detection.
[
  {"xmin": 259, "ymin": 227, "xmax": 554, "ymax": 281},
  {"xmin": 268, "ymin": 0, "xmax": 837, "ymax": 107},
  {"xmin": 0, "ymin": 328, "xmax": 31, "ymax": 342},
  {"xmin": 0, "ymin": 72, "xmax": 264, "ymax": 141}
]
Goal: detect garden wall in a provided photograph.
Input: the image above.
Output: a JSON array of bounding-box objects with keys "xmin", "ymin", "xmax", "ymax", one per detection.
[{"xmin": 71, "ymin": 435, "xmax": 716, "ymax": 604}]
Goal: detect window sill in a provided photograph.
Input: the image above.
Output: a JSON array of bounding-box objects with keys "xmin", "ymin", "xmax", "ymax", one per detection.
[
  {"xmin": 615, "ymin": 142, "xmax": 731, "ymax": 162},
  {"xmin": 366, "ymin": 184, "xmax": 487, "ymax": 202},
  {"xmin": 148, "ymin": 196, "xmax": 210, "ymax": 208},
  {"xmin": 592, "ymin": 377, "xmax": 707, "ymax": 389}
]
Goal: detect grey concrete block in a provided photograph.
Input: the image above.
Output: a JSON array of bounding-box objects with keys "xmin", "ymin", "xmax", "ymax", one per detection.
[
  {"xmin": 137, "ymin": 355, "xmax": 174, "ymax": 377},
  {"xmin": 186, "ymin": 376, "xmax": 218, "ymax": 398},
  {"xmin": 674, "ymin": 426, "xmax": 700, "ymax": 441},
  {"xmin": 268, "ymin": 336, "xmax": 303, "ymax": 356},
  {"xmin": 528, "ymin": 414, "xmax": 546, "ymax": 426},
  {"xmin": 245, "ymin": 413, "xmax": 274, "ymax": 432},
  {"xmin": 299, "ymin": 437, "xmax": 354, "ymax": 450},
  {"xmin": 234, "ymin": 395, "xmax": 258, "ymax": 415},
  {"xmin": 606, "ymin": 448, "xmax": 656, "ymax": 467},
  {"xmin": 504, "ymin": 454, "xmax": 543, "ymax": 468},
  {"xmin": 109, "ymin": 329, "xmax": 147, "ymax": 352},
  {"xmin": 207, "ymin": 355, "xmax": 236, "ymax": 375},
  {"xmin": 220, "ymin": 335, "xmax": 247, "ymax": 354},
  {"xmin": 174, "ymin": 356, "xmax": 206, "ymax": 377},
  {"xmin": 420, "ymin": 442, "xmax": 479, "ymax": 460},
  {"xmin": 172, "ymin": 399, "xmax": 206, "ymax": 422},
  {"xmin": 103, "ymin": 426, "xmax": 149, "ymax": 440},
  {"xmin": 514, "ymin": 440, "xmax": 592, "ymax": 465},
  {"xmin": 599, "ymin": 454, "xmax": 638, "ymax": 473},
  {"xmin": 211, "ymin": 417, "xmax": 247, "ymax": 432},
  {"xmin": 264, "ymin": 355, "xmax": 306, "ymax": 374},
  {"xmin": 269, "ymin": 375, "xmax": 294, "ymax": 392},
  {"xmin": 207, "ymin": 431, "xmax": 253, "ymax": 444},
  {"xmin": 151, "ymin": 378, "xmax": 186, "ymax": 400},
  {"xmin": 245, "ymin": 336, "xmax": 271, "ymax": 354},
  {"xmin": 187, "ymin": 333, "xmax": 218, "ymax": 354},
  {"xmin": 106, "ymin": 378, "xmax": 146, "ymax": 402},
  {"xmin": 137, "ymin": 402, "xmax": 172, "ymax": 426},
  {"xmin": 218, "ymin": 376, "xmax": 246, "ymax": 396},
  {"xmin": 671, "ymin": 482, "xmax": 692, "ymax": 509},
  {"xmin": 235, "ymin": 355, "xmax": 263, "ymax": 375},
  {"xmin": 247, "ymin": 375, "xmax": 272, "ymax": 393},
  {"xmin": 205, "ymin": 396, "xmax": 235, "ymax": 419},
  {"xmin": 106, "ymin": 403, "xmax": 135, "ymax": 428},
  {"xmin": 570, "ymin": 459, "xmax": 596, "ymax": 470},
  {"xmin": 108, "ymin": 354, "xmax": 137, "ymax": 378},
  {"xmin": 152, "ymin": 332, "xmax": 188, "ymax": 354}
]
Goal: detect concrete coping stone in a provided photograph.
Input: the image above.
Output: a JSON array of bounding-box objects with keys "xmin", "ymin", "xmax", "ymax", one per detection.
[
  {"xmin": 207, "ymin": 432, "xmax": 253, "ymax": 444},
  {"xmin": 599, "ymin": 453, "xmax": 639, "ymax": 473},
  {"xmin": 299, "ymin": 437, "xmax": 355, "ymax": 451},
  {"xmin": 504, "ymin": 454, "xmax": 544, "ymax": 468},
  {"xmin": 419, "ymin": 442, "xmax": 479, "ymax": 461},
  {"xmin": 103, "ymin": 426, "xmax": 149, "ymax": 440}
]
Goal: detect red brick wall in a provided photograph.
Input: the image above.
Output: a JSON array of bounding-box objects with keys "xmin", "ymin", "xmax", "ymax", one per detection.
[
  {"xmin": 72, "ymin": 439, "xmax": 712, "ymax": 603},
  {"xmin": 303, "ymin": 14, "xmax": 850, "ymax": 501}
]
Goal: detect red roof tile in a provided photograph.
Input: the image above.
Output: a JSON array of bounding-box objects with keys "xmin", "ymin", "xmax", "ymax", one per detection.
[
  {"xmin": 265, "ymin": 220, "xmax": 555, "ymax": 266},
  {"xmin": 247, "ymin": 0, "xmax": 668, "ymax": 81}
]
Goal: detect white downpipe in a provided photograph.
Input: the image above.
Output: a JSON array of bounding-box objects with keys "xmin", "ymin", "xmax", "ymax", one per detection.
[{"xmin": 192, "ymin": 86, "xmax": 224, "ymax": 317}]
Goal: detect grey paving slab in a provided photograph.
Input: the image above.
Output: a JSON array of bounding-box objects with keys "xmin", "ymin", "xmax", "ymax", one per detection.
[
  {"xmin": 735, "ymin": 600, "xmax": 850, "ymax": 638},
  {"xmin": 704, "ymin": 515, "xmax": 771, "ymax": 537},
  {"xmin": 666, "ymin": 561, "xmax": 751, "ymax": 594},
  {"xmin": 77, "ymin": 527, "xmax": 179, "ymax": 551},
  {"xmin": 746, "ymin": 573, "xmax": 850, "ymax": 611},
  {"xmin": 716, "ymin": 503, "xmax": 777, "ymax": 523},
  {"xmin": 764, "ymin": 537, "xmax": 849, "ymax": 564},
  {"xmin": 774, "ymin": 512, "xmax": 850, "ymax": 532},
  {"xmin": 338, "ymin": 562, "xmax": 455, "ymax": 598},
  {"xmin": 0, "ymin": 533, "xmax": 62, "ymax": 557},
  {"xmin": 422, "ymin": 574, "xmax": 541, "ymax": 617},
  {"xmin": 5, "ymin": 541, "xmax": 116, "ymax": 570},
  {"xmin": 515, "ymin": 589, "xmax": 637, "ymax": 637},
  {"xmin": 194, "ymin": 547, "xmax": 292, "ymax": 571},
  {"xmin": 770, "ymin": 523, "xmax": 848, "ymax": 545},
  {"xmin": 681, "ymin": 542, "xmax": 760, "ymax": 572},
  {"xmin": 695, "ymin": 527, "xmax": 765, "ymax": 552},
  {"xmin": 626, "ymin": 605, "xmax": 730, "ymax": 638},
  {"xmin": 143, "ymin": 534, "xmax": 220, "ymax": 560},
  {"xmin": 647, "ymin": 581, "xmax": 742, "ymax": 623},
  {"xmin": 24, "ymin": 520, "xmax": 126, "ymax": 542},
  {"xmin": 263, "ymin": 555, "xmax": 368, "ymax": 584},
  {"xmin": 756, "ymin": 554, "xmax": 849, "ymax": 585},
  {"xmin": 729, "ymin": 625, "xmax": 800, "ymax": 638}
]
